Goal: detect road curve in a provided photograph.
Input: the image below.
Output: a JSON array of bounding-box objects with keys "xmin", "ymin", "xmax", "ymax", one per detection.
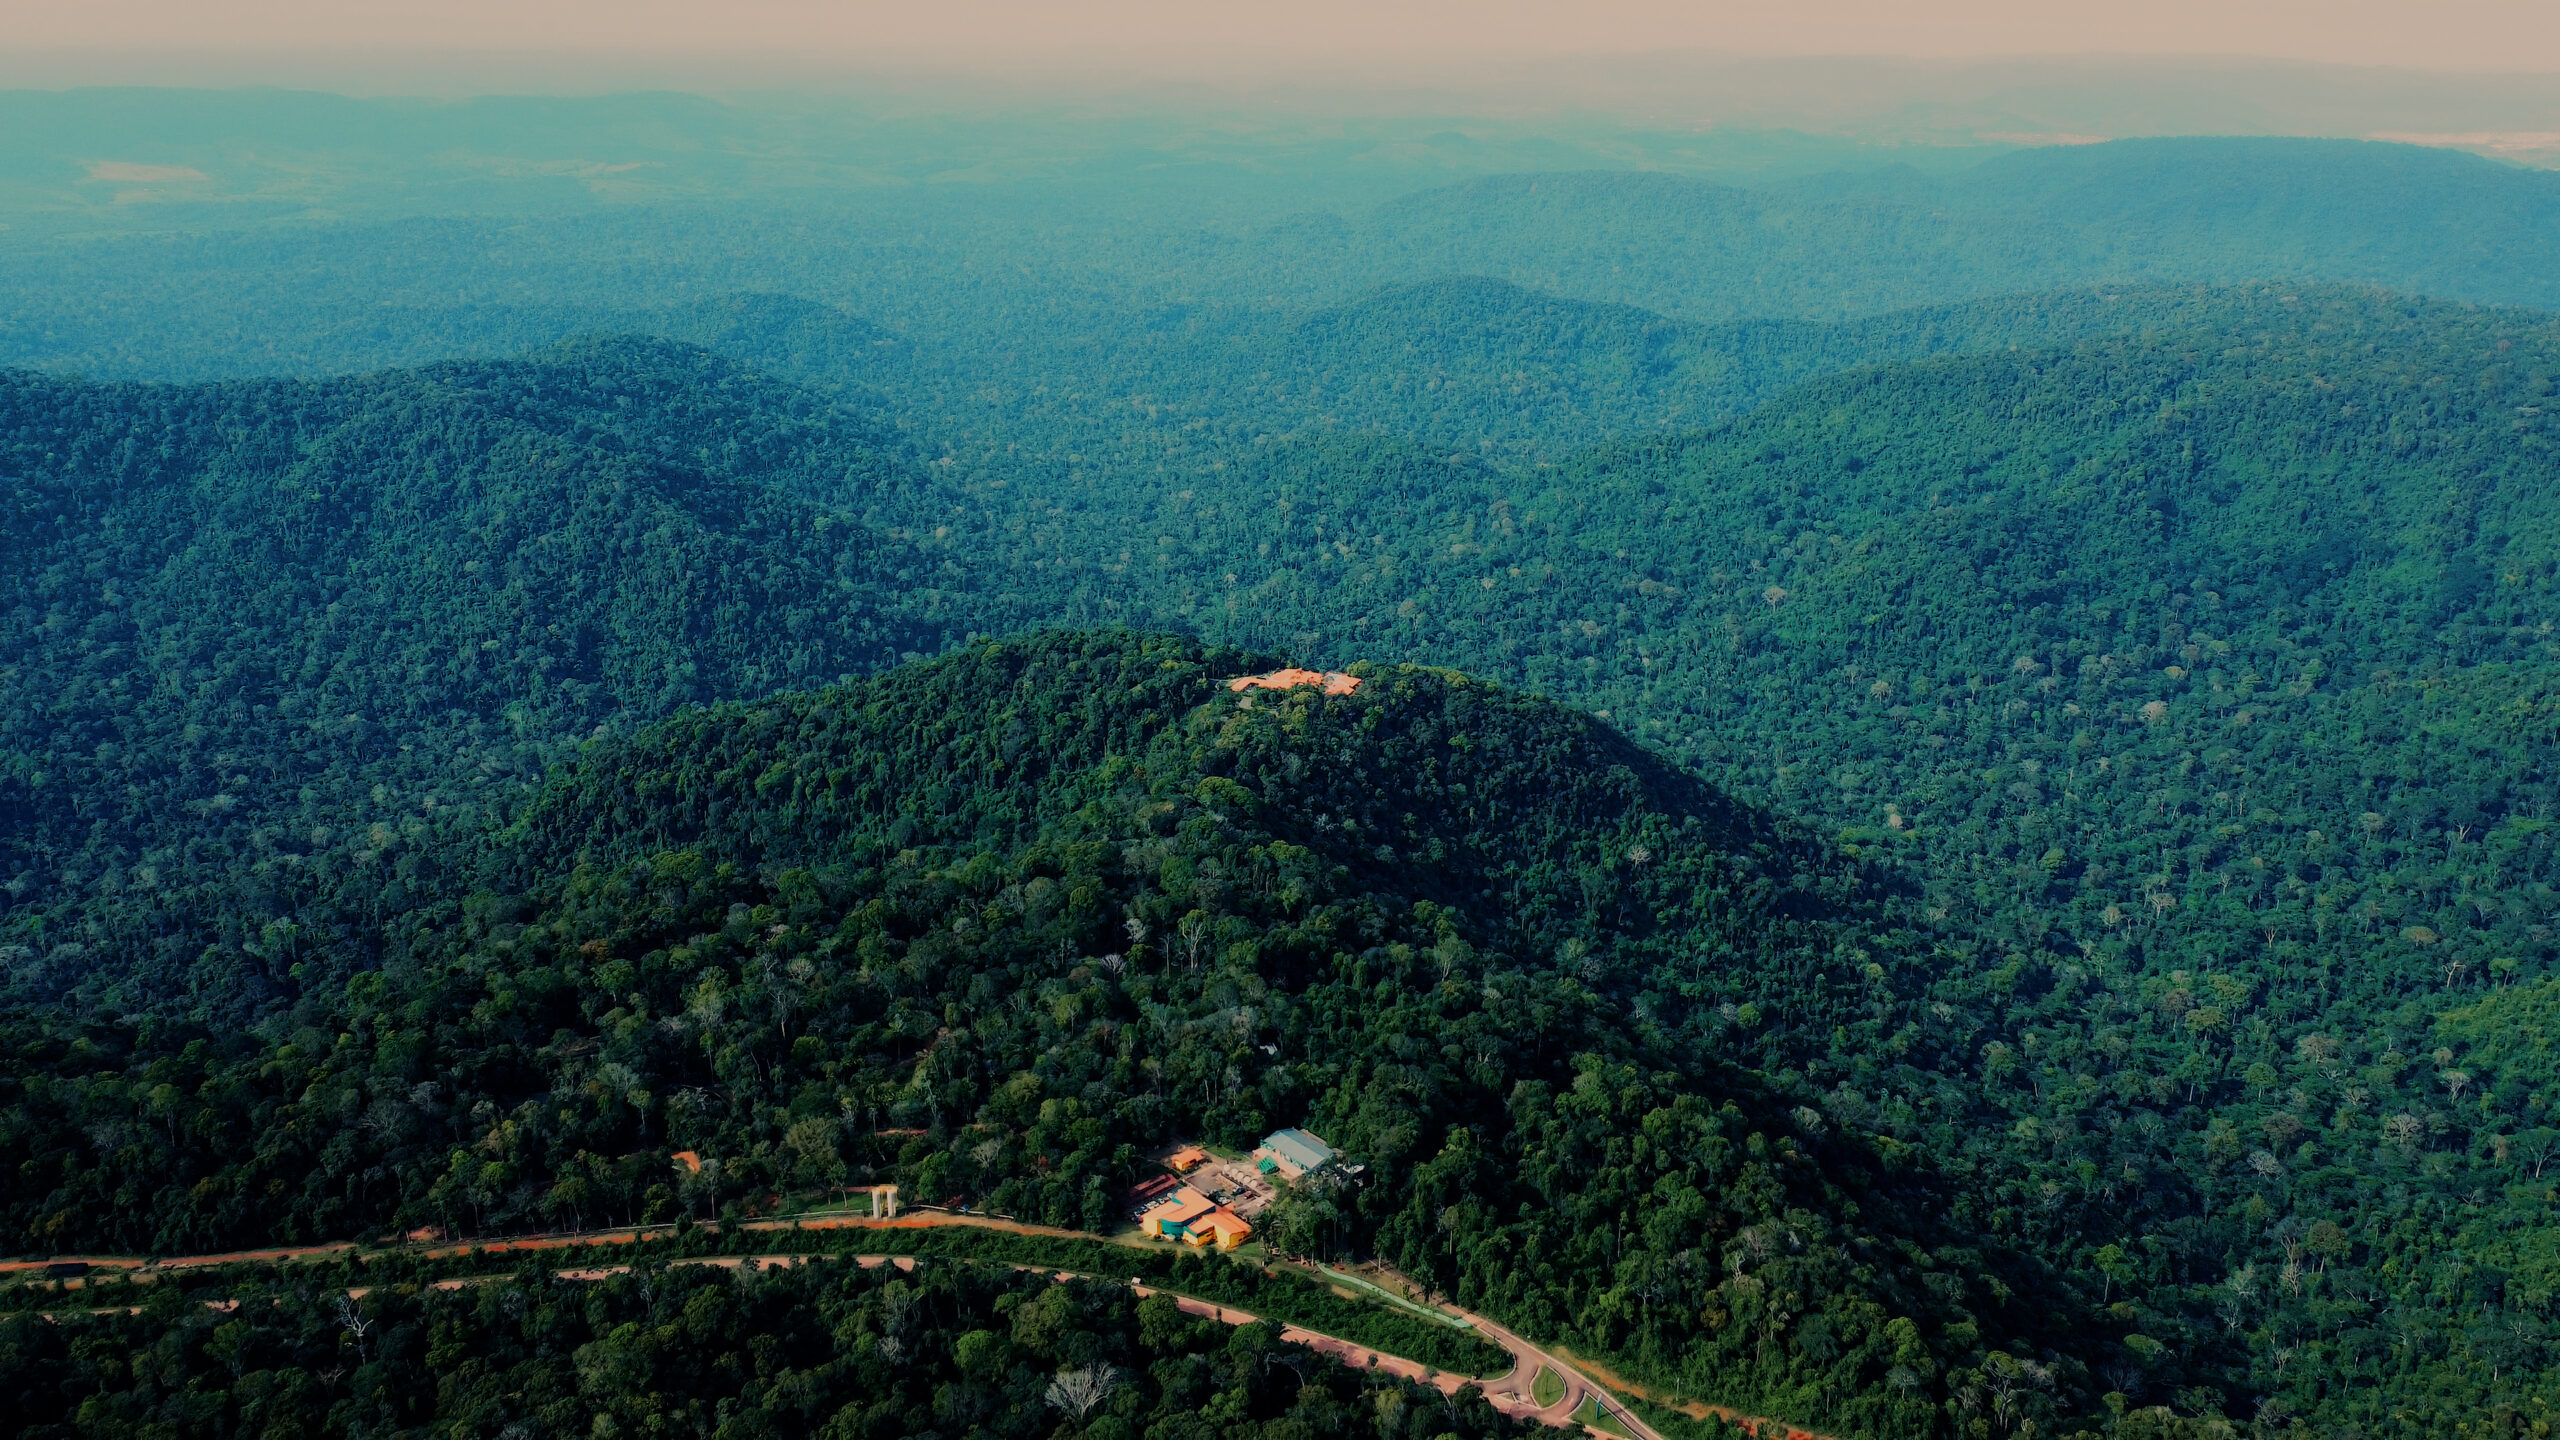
[{"xmin": 5, "ymin": 1215, "xmax": 1829, "ymax": 1439}]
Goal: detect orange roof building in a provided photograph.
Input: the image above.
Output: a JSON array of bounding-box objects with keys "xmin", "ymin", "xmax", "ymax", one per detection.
[
  {"xmin": 1137, "ymin": 1185, "xmax": 1250, "ymax": 1248},
  {"xmin": 1167, "ymin": 1146, "xmax": 1211, "ymax": 1172},
  {"xmin": 1144, "ymin": 1186, "xmax": 1217, "ymax": 1239},
  {"xmin": 1228, "ymin": 668, "xmax": 1361, "ymax": 697},
  {"xmin": 1191, "ymin": 1208, "xmax": 1253, "ymax": 1250}
]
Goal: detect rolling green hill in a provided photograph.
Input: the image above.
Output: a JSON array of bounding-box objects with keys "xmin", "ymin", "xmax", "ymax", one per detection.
[
  {"xmin": 9, "ymin": 272, "xmax": 2560, "ymax": 1433},
  {"xmin": 0, "ymin": 631, "xmax": 2064, "ymax": 1439},
  {"xmin": 1108, "ymin": 277, "xmax": 2432, "ymax": 460},
  {"xmin": 893, "ymin": 286, "xmax": 2560, "ymax": 1432},
  {"xmin": 0, "ymin": 336, "xmax": 982, "ymax": 1012}
]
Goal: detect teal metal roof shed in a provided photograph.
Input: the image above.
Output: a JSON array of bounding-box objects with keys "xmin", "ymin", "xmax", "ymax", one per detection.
[{"xmin": 1263, "ymin": 1128, "xmax": 1335, "ymax": 1173}]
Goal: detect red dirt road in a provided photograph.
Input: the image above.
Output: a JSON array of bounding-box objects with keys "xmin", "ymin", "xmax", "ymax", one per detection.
[{"xmin": 6, "ymin": 1214, "xmax": 1832, "ymax": 1439}]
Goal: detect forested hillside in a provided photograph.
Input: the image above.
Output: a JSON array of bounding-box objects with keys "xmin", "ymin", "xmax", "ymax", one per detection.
[
  {"xmin": 11, "ymin": 106, "xmax": 2560, "ymax": 1437},
  {"xmin": 20, "ymin": 280, "xmax": 2325, "ymax": 1013},
  {"xmin": 1093, "ymin": 280, "xmax": 2410, "ymax": 461},
  {"xmin": 892, "ymin": 287, "xmax": 2560, "ymax": 1432},
  {"xmin": 7, "ymin": 1250, "xmax": 1530, "ymax": 1440},
  {"xmin": 0, "ymin": 337, "xmax": 986, "ymax": 1011},
  {"xmin": 1, "ymin": 632, "xmax": 2070, "ymax": 1439},
  {"xmin": 8, "ymin": 287, "xmax": 2560, "ymax": 1434}
]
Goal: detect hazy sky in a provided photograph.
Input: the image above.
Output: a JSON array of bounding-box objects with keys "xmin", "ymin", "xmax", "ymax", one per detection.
[{"xmin": 19, "ymin": 0, "xmax": 2560, "ymax": 74}]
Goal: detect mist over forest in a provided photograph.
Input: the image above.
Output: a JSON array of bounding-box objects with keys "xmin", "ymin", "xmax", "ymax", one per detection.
[{"xmin": 6, "ymin": 72, "xmax": 2560, "ymax": 1440}]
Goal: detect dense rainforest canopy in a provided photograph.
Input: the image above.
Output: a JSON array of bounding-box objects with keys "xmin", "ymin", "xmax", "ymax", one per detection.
[
  {"xmin": 5, "ymin": 1247, "xmax": 1538, "ymax": 1440},
  {"xmin": 5, "ymin": 632, "xmax": 2053, "ymax": 1440},
  {"xmin": 6, "ymin": 112, "xmax": 2560, "ymax": 1440}
]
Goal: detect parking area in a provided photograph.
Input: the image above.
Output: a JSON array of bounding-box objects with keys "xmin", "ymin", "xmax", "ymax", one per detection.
[
  {"xmin": 1186, "ymin": 1158, "xmax": 1278, "ymax": 1218},
  {"xmin": 1122, "ymin": 1144, "xmax": 1291, "ymax": 1229}
]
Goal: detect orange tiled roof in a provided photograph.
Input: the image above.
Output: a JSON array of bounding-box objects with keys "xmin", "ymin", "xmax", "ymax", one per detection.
[
  {"xmin": 1151, "ymin": 1187, "xmax": 1215, "ymax": 1225},
  {"xmin": 1228, "ymin": 668, "xmax": 1361, "ymax": 697}
]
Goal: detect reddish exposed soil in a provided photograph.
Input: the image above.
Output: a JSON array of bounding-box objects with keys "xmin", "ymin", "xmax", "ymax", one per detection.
[{"xmin": 1227, "ymin": 669, "xmax": 1361, "ymax": 697}]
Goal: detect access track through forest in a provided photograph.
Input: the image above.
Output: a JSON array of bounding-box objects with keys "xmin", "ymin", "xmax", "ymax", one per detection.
[{"xmin": 3, "ymin": 1212, "xmax": 1831, "ymax": 1440}]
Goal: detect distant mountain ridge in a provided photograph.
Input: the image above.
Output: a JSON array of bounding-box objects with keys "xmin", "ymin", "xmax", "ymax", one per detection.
[
  {"xmin": 1153, "ymin": 275, "xmax": 2460, "ymax": 457},
  {"xmin": 9, "ymin": 135, "xmax": 2560, "ymax": 432},
  {"xmin": 1350, "ymin": 137, "xmax": 2560, "ymax": 319}
]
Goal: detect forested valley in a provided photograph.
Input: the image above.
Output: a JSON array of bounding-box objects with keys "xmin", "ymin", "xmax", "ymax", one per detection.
[{"xmin": 6, "ymin": 103, "xmax": 2560, "ymax": 1440}]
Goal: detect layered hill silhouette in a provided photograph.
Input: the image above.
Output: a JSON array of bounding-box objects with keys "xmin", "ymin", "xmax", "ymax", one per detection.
[
  {"xmin": 5, "ymin": 278, "xmax": 2560, "ymax": 1433},
  {"xmin": 1141, "ymin": 275, "xmax": 2442, "ymax": 457},
  {"xmin": 13, "ymin": 136, "xmax": 2560, "ymax": 444},
  {"xmin": 1348, "ymin": 138, "xmax": 2560, "ymax": 320}
]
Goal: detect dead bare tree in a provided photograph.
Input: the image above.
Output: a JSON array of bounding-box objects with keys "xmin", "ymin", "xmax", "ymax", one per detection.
[
  {"xmin": 333, "ymin": 1294, "xmax": 374, "ymax": 1365},
  {"xmin": 1045, "ymin": 1363, "xmax": 1122, "ymax": 1422}
]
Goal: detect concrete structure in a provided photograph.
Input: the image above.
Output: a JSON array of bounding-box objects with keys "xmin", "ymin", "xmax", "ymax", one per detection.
[
  {"xmin": 1137, "ymin": 1184, "xmax": 1253, "ymax": 1249},
  {"xmin": 1143, "ymin": 1187, "xmax": 1215, "ymax": 1238},
  {"xmin": 868, "ymin": 1185, "xmax": 899, "ymax": 1218},
  {"xmin": 1192, "ymin": 1210, "xmax": 1253, "ymax": 1250},
  {"xmin": 1253, "ymin": 1127, "xmax": 1338, "ymax": 1180}
]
